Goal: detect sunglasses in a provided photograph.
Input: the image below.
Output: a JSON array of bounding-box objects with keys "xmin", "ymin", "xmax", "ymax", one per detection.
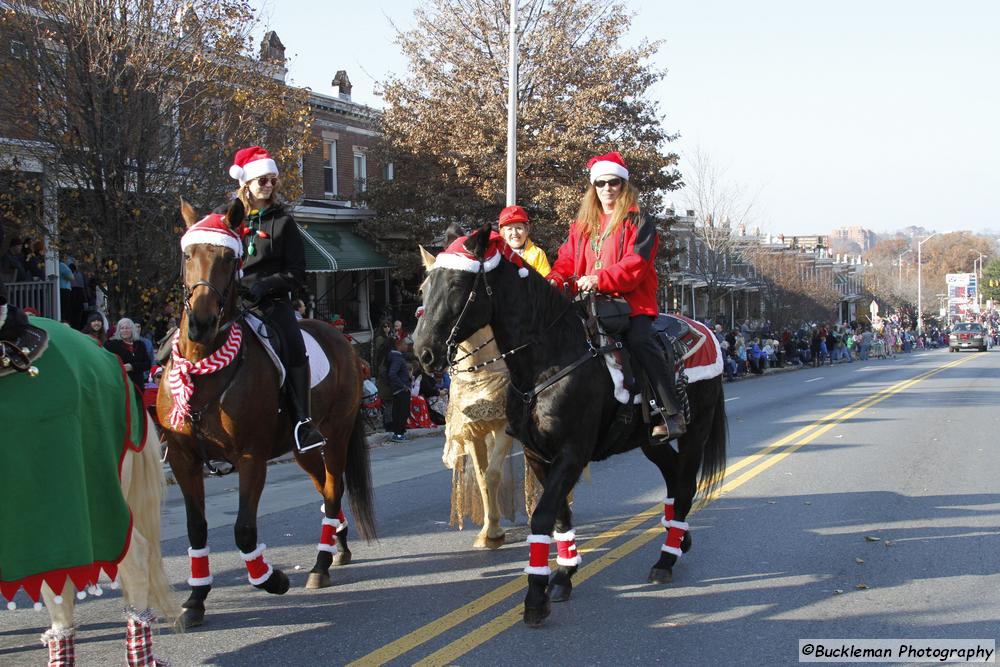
[
  {"xmin": 594, "ymin": 178, "xmax": 623, "ymax": 189},
  {"xmin": 255, "ymin": 176, "xmax": 278, "ymax": 186}
]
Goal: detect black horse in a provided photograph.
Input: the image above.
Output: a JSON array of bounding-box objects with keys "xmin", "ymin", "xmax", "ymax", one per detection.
[{"xmin": 414, "ymin": 224, "xmax": 727, "ymax": 628}]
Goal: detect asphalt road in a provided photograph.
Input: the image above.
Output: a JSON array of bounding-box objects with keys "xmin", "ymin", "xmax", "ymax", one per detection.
[{"xmin": 3, "ymin": 347, "xmax": 999, "ymax": 666}]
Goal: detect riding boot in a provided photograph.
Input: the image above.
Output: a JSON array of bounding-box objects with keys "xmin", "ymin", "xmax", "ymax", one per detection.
[
  {"xmin": 649, "ymin": 344, "xmax": 686, "ymax": 443},
  {"xmin": 286, "ymin": 362, "xmax": 326, "ymax": 452}
]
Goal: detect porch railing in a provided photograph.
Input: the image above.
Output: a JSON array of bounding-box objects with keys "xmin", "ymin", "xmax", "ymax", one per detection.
[{"xmin": 5, "ymin": 279, "xmax": 59, "ymax": 320}]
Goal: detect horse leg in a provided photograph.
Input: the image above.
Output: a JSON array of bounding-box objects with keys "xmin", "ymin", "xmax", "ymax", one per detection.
[
  {"xmin": 646, "ymin": 443, "xmax": 698, "ymax": 584},
  {"xmin": 295, "ymin": 446, "xmax": 350, "ymax": 589},
  {"xmin": 469, "ymin": 429, "xmax": 507, "ymax": 549},
  {"xmin": 547, "ymin": 499, "xmax": 580, "ymax": 603},
  {"xmin": 234, "ymin": 455, "xmax": 289, "ymax": 595},
  {"xmin": 523, "ymin": 455, "xmax": 584, "ymax": 628},
  {"xmin": 167, "ymin": 443, "xmax": 212, "ymax": 628},
  {"xmin": 40, "ymin": 580, "xmax": 76, "ymax": 666}
]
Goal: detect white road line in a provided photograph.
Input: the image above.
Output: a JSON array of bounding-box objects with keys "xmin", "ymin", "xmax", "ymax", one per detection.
[
  {"xmin": 856, "ymin": 367, "xmax": 889, "ymax": 372},
  {"xmin": 724, "ymin": 397, "xmax": 741, "ymax": 402},
  {"xmin": 804, "ymin": 377, "xmax": 824, "ymax": 383},
  {"xmin": 915, "ymin": 353, "xmax": 933, "ymax": 357}
]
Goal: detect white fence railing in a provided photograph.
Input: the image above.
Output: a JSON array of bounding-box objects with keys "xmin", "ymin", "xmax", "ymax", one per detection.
[{"xmin": 6, "ymin": 279, "xmax": 59, "ymax": 320}]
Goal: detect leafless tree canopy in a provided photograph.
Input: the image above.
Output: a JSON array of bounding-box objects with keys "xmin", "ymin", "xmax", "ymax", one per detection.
[{"xmin": 0, "ymin": 0, "xmax": 313, "ymax": 319}]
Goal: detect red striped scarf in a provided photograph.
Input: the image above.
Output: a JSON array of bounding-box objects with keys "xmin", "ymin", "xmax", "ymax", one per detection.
[{"xmin": 168, "ymin": 324, "xmax": 242, "ymax": 428}]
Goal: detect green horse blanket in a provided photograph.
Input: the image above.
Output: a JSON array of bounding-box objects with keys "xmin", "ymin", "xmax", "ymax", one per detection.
[{"xmin": 0, "ymin": 317, "xmax": 145, "ymax": 607}]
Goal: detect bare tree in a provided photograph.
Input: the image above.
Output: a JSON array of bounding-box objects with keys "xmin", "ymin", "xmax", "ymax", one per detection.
[{"xmin": 0, "ymin": 0, "xmax": 313, "ymax": 320}]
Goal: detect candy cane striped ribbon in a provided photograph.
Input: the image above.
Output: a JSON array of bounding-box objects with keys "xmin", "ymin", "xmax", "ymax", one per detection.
[{"xmin": 168, "ymin": 324, "xmax": 243, "ymax": 428}]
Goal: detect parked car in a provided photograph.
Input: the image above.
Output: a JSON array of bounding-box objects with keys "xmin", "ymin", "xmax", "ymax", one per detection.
[{"xmin": 948, "ymin": 322, "xmax": 987, "ymax": 352}]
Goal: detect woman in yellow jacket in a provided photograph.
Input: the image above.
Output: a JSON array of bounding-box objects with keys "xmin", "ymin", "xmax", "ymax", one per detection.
[{"xmin": 498, "ymin": 205, "xmax": 550, "ymax": 276}]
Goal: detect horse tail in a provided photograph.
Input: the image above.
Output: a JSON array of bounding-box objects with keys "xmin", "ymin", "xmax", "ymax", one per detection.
[
  {"xmin": 345, "ymin": 410, "xmax": 377, "ymax": 541},
  {"xmin": 126, "ymin": 413, "xmax": 182, "ymax": 625},
  {"xmin": 697, "ymin": 376, "xmax": 728, "ymax": 505}
]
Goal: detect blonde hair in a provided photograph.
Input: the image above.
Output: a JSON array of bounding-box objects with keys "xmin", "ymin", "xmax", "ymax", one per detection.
[{"xmin": 574, "ymin": 180, "xmax": 640, "ymax": 240}]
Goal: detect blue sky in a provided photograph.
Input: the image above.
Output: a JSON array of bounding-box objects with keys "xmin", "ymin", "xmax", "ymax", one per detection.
[{"xmin": 250, "ymin": 1, "xmax": 999, "ymax": 237}]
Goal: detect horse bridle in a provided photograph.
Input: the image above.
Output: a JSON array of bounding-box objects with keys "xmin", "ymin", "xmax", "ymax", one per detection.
[
  {"xmin": 181, "ymin": 256, "xmax": 239, "ymax": 319},
  {"xmin": 444, "ymin": 262, "xmax": 493, "ymax": 368}
]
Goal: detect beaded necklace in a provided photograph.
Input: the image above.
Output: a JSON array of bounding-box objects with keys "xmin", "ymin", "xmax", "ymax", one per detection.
[
  {"xmin": 246, "ymin": 208, "xmax": 264, "ymax": 256},
  {"xmin": 589, "ymin": 213, "xmax": 615, "ymax": 270}
]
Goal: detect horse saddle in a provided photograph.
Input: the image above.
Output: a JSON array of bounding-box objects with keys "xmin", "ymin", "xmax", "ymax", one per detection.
[
  {"xmin": 243, "ymin": 312, "xmax": 329, "ymax": 389},
  {"xmin": 653, "ymin": 314, "xmax": 706, "ymax": 362},
  {"xmin": 0, "ymin": 304, "xmax": 48, "ymax": 379}
]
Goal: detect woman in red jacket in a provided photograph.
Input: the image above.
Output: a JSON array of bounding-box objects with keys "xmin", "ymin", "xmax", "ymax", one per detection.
[{"xmin": 547, "ymin": 151, "xmax": 685, "ymax": 442}]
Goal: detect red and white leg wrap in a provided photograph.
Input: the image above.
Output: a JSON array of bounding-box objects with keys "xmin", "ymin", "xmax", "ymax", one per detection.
[
  {"xmin": 319, "ymin": 505, "xmax": 349, "ymax": 532},
  {"xmin": 125, "ymin": 607, "xmax": 168, "ymax": 666},
  {"xmin": 524, "ymin": 534, "xmax": 552, "ymax": 576},
  {"xmin": 660, "ymin": 497, "xmax": 675, "ymax": 528},
  {"xmin": 662, "ymin": 520, "xmax": 689, "ymax": 557},
  {"xmin": 240, "ymin": 544, "xmax": 274, "ymax": 586},
  {"xmin": 41, "ymin": 627, "xmax": 76, "ymax": 667},
  {"xmin": 553, "ymin": 530, "xmax": 582, "ymax": 567},
  {"xmin": 187, "ymin": 546, "xmax": 213, "ymax": 587},
  {"xmin": 318, "ymin": 517, "xmax": 343, "ymax": 553}
]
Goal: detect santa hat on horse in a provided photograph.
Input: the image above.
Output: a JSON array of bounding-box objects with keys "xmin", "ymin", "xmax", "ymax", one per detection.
[
  {"xmin": 587, "ymin": 151, "xmax": 629, "ymax": 183},
  {"xmin": 180, "ymin": 214, "xmax": 243, "ymax": 258},
  {"xmin": 433, "ymin": 231, "xmax": 530, "ymax": 278},
  {"xmin": 229, "ymin": 146, "xmax": 279, "ymax": 185}
]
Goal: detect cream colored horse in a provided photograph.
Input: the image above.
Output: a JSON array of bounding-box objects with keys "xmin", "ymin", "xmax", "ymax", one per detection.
[
  {"xmin": 421, "ymin": 247, "xmax": 540, "ymax": 548},
  {"xmin": 38, "ymin": 412, "xmax": 180, "ymax": 665}
]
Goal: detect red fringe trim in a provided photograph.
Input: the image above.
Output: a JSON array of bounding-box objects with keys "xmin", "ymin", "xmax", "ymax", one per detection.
[{"xmin": 1, "ymin": 561, "xmax": 122, "ymax": 604}]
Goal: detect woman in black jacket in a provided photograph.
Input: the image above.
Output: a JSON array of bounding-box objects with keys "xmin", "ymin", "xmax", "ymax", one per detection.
[
  {"xmin": 227, "ymin": 145, "xmax": 324, "ymax": 451},
  {"xmin": 104, "ymin": 317, "xmax": 151, "ymax": 388}
]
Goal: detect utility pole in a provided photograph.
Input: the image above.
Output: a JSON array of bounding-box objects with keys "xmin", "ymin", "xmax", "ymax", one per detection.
[
  {"xmin": 917, "ymin": 233, "xmax": 938, "ymax": 333},
  {"xmin": 505, "ymin": 2, "xmax": 518, "ymax": 206}
]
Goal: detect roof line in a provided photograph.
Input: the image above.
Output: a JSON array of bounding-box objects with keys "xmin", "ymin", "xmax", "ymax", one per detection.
[{"xmin": 301, "ymin": 228, "xmax": 338, "ymax": 271}]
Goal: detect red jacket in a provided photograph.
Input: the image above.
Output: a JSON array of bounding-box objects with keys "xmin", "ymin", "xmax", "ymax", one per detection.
[{"xmin": 547, "ymin": 208, "xmax": 660, "ymax": 317}]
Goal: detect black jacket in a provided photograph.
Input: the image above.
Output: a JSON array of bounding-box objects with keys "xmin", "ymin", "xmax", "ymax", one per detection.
[
  {"xmin": 218, "ymin": 202, "xmax": 307, "ymax": 301},
  {"xmin": 105, "ymin": 338, "xmax": 151, "ymax": 388}
]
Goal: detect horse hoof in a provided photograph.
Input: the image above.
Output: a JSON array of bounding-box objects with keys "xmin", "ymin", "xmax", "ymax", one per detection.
[
  {"xmin": 647, "ymin": 567, "xmax": 673, "ymax": 584},
  {"xmin": 523, "ymin": 601, "xmax": 551, "ymax": 628},
  {"xmin": 305, "ymin": 571, "xmax": 331, "ymax": 589},
  {"xmin": 332, "ymin": 550, "xmax": 352, "ymax": 566},
  {"xmin": 681, "ymin": 533, "xmax": 692, "ymax": 553},
  {"xmin": 180, "ymin": 606, "xmax": 205, "ymax": 629},
  {"xmin": 255, "ymin": 569, "xmax": 290, "ymax": 595},
  {"xmin": 474, "ymin": 534, "xmax": 506, "ymax": 550},
  {"xmin": 548, "ymin": 583, "xmax": 572, "ymax": 603}
]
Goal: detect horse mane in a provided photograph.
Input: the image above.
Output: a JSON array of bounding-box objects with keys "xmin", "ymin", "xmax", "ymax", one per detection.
[{"xmin": 497, "ymin": 258, "xmax": 574, "ymax": 336}]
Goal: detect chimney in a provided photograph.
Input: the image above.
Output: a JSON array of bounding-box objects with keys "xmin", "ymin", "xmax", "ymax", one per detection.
[
  {"xmin": 260, "ymin": 31, "xmax": 286, "ymax": 64},
  {"xmin": 332, "ymin": 70, "xmax": 352, "ymax": 101}
]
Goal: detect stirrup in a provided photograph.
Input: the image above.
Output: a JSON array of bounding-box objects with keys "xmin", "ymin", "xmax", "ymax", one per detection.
[{"xmin": 294, "ymin": 419, "xmax": 326, "ymax": 453}]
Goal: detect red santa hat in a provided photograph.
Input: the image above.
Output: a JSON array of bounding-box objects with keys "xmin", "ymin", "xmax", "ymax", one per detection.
[
  {"xmin": 181, "ymin": 213, "xmax": 244, "ymax": 257},
  {"xmin": 229, "ymin": 146, "xmax": 279, "ymax": 185},
  {"xmin": 587, "ymin": 151, "xmax": 629, "ymax": 183},
  {"xmin": 433, "ymin": 231, "xmax": 529, "ymax": 278},
  {"xmin": 498, "ymin": 205, "xmax": 530, "ymax": 227}
]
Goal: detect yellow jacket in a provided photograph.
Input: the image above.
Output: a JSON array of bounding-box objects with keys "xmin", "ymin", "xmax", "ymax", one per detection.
[{"xmin": 520, "ymin": 240, "xmax": 551, "ymax": 277}]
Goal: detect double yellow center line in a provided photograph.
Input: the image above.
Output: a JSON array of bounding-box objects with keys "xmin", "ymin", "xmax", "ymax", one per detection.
[{"xmin": 350, "ymin": 355, "xmax": 974, "ymax": 666}]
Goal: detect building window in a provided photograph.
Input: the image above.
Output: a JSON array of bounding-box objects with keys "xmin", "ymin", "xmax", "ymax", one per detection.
[
  {"xmin": 353, "ymin": 151, "xmax": 367, "ymax": 193},
  {"xmin": 383, "ymin": 161, "xmax": 394, "ymax": 181},
  {"xmin": 323, "ymin": 140, "xmax": 337, "ymax": 196}
]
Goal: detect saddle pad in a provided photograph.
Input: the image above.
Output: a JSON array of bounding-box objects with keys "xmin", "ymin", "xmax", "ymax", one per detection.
[
  {"xmin": 673, "ymin": 315, "xmax": 723, "ymax": 383},
  {"xmin": 244, "ymin": 313, "xmax": 330, "ymax": 389},
  {"xmin": 1, "ymin": 317, "xmax": 144, "ymax": 604}
]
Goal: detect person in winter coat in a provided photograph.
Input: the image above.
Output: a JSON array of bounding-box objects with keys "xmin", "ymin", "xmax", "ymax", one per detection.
[
  {"xmin": 497, "ymin": 205, "xmax": 550, "ymax": 276},
  {"xmin": 546, "ymin": 151, "xmax": 684, "ymax": 442},
  {"xmin": 226, "ymin": 145, "xmax": 324, "ymax": 451},
  {"xmin": 104, "ymin": 317, "xmax": 151, "ymax": 388},
  {"xmin": 387, "ymin": 337, "xmax": 413, "ymax": 442}
]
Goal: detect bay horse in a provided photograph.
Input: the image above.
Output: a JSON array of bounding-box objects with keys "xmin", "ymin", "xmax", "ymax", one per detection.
[
  {"xmin": 414, "ymin": 224, "xmax": 727, "ymax": 628},
  {"xmin": 156, "ymin": 201, "xmax": 376, "ymax": 628},
  {"xmin": 0, "ymin": 315, "xmax": 179, "ymax": 665}
]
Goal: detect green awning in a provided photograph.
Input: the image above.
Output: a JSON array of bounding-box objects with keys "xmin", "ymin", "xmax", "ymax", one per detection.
[{"xmin": 300, "ymin": 225, "xmax": 394, "ymax": 273}]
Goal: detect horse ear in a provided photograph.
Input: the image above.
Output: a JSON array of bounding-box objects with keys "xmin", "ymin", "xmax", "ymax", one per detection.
[
  {"xmin": 419, "ymin": 245, "xmax": 436, "ymax": 271},
  {"xmin": 226, "ymin": 199, "xmax": 245, "ymax": 229},
  {"xmin": 180, "ymin": 198, "xmax": 199, "ymax": 228},
  {"xmin": 445, "ymin": 222, "xmax": 466, "ymax": 245},
  {"xmin": 463, "ymin": 223, "xmax": 493, "ymax": 260}
]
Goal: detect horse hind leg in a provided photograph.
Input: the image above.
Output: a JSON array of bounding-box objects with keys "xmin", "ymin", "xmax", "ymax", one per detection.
[
  {"xmin": 41, "ymin": 580, "xmax": 76, "ymax": 666},
  {"xmin": 647, "ymin": 447, "xmax": 699, "ymax": 585},
  {"xmin": 297, "ymin": 432, "xmax": 352, "ymax": 590}
]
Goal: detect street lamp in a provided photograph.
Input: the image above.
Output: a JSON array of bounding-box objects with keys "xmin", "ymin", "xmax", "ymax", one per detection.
[{"xmin": 916, "ymin": 232, "xmax": 938, "ymax": 334}]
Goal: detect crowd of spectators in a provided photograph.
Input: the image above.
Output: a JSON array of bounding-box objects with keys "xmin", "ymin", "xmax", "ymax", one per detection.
[{"xmin": 709, "ymin": 315, "xmax": 956, "ymax": 382}]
